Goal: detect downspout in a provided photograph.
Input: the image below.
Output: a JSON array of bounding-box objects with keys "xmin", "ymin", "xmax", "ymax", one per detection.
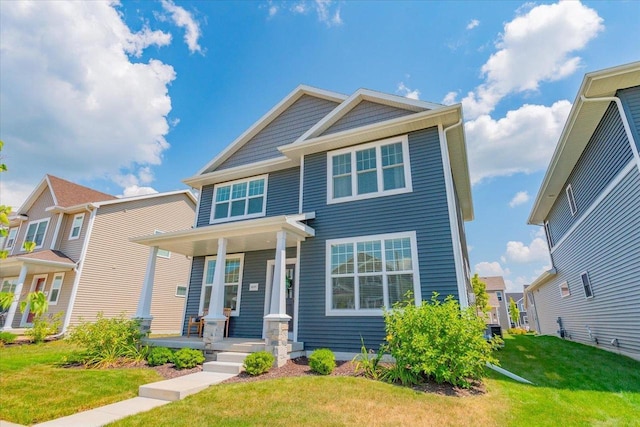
[
  {"xmin": 580, "ymin": 95, "xmax": 640, "ymax": 172},
  {"xmin": 439, "ymin": 119, "xmax": 469, "ymax": 308},
  {"xmin": 60, "ymin": 204, "xmax": 97, "ymax": 335}
]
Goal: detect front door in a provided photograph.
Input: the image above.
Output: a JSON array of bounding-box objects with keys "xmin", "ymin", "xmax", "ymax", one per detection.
[
  {"xmin": 22, "ymin": 275, "xmax": 47, "ymax": 326},
  {"xmin": 264, "ymin": 259, "xmax": 297, "ymax": 340}
]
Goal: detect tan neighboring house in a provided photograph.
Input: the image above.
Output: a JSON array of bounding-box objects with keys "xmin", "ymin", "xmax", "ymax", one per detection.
[
  {"xmin": 481, "ymin": 276, "xmax": 510, "ymax": 331},
  {"xmin": 0, "ymin": 174, "xmax": 196, "ymax": 334}
]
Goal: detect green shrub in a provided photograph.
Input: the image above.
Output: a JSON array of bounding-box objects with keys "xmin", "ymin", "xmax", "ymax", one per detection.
[
  {"xmin": 147, "ymin": 346, "xmax": 174, "ymax": 367},
  {"xmin": 309, "ymin": 348, "xmax": 336, "ymax": 375},
  {"xmin": 384, "ymin": 293, "xmax": 499, "ymax": 388},
  {"xmin": 173, "ymin": 348, "xmax": 205, "ymax": 369},
  {"xmin": 67, "ymin": 313, "xmax": 145, "ymax": 368},
  {"xmin": 353, "ymin": 338, "xmax": 387, "ymax": 380},
  {"xmin": 0, "ymin": 331, "xmax": 16, "ymax": 345},
  {"xmin": 243, "ymin": 351, "xmax": 275, "ymax": 376},
  {"xmin": 508, "ymin": 327, "xmax": 528, "ymax": 335},
  {"xmin": 26, "ymin": 312, "xmax": 63, "ymax": 344}
]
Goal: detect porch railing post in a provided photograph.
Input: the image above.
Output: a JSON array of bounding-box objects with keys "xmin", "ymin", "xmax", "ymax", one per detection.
[
  {"xmin": 133, "ymin": 245, "xmax": 158, "ymax": 335},
  {"xmin": 2, "ymin": 264, "xmax": 28, "ymax": 331},
  {"xmin": 203, "ymin": 238, "xmax": 228, "ymax": 351}
]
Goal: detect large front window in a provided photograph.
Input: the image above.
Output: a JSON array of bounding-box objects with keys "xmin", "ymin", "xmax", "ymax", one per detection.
[
  {"xmin": 326, "ymin": 231, "xmax": 420, "ymax": 315},
  {"xmin": 210, "ymin": 175, "xmax": 267, "ymax": 223},
  {"xmin": 328, "ymin": 136, "xmax": 412, "ymax": 204},
  {"xmin": 201, "ymin": 254, "xmax": 244, "ymax": 316},
  {"xmin": 24, "ymin": 219, "xmax": 49, "ymax": 249}
]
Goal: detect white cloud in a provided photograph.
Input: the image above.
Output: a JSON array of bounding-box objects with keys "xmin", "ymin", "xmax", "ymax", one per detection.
[
  {"xmin": 0, "ymin": 1, "xmax": 176, "ymax": 207},
  {"xmin": 0, "ymin": 180, "xmax": 34, "ymax": 211},
  {"xmin": 274, "ymin": 0, "xmax": 342, "ymax": 26},
  {"xmin": 466, "ymin": 100, "xmax": 572, "ymax": 184},
  {"xmin": 462, "ymin": 1, "xmax": 603, "ymax": 119},
  {"xmin": 125, "ymin": 26, "xmax": 172, "ymax": 58},
  {"xmin": 504, "ymin": 238, "xmax": 550, "ymax": 264},
  {"xmin": 397, "ymin": 82, "xmax": 420, "ymax": 100},
  {"xmin": 475, "ymin": 261, "xmax": 511, "ymax": 277},
  {"xmin": 120, "ymin": 185, "xmax": 159, "ymax": 198},
  {"xmin": 466, "ymin": 19, "xmax": 480, "ymax": 30},
  {"xmin": 160, "ymin": 0, "xmax": 203, "ymax": 54},
  {"xmin": 509, "ymin": 191, "xmax": 530, "ymax": 208},
  {"xmin": 442, "ymin": 91, "xmax": 458, "ymax": 106}
]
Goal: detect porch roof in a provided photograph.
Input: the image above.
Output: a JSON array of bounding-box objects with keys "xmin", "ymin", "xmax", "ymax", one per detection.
[
  {"xmin": 0, "ymin": 250, "xmax": 77, "ymax": 277},
  {"xmin": 130, "ymin": 213, "xmax": 315, "ymax": 257}
]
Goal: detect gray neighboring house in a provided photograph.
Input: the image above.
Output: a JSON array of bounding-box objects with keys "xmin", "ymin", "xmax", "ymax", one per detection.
[
  {"xmin": 133, "ymin": 85, "xmax": 475, "ymax": 362},
  {"xmin": 526, "ymin": 62, "xmax": 640, "ymax": 361},
  {"xmin": 482, "ymin": 276, "xmax": 509, "ymax": 331},
  {"xmin": 505, "ymin": 290, "xmax": 528, "ymax": 329}
]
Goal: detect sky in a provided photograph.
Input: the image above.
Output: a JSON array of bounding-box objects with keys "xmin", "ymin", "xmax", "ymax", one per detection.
[{"xmin": 1, "ymin": 0, "xmax": 639, "ymax": 292}]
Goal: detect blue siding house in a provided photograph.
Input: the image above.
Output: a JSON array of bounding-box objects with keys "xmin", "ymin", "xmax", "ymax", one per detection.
[
  {"xmin": 133, "ymin": 85, "xmax": 474, "ymax": 363},
  {"xmin": 526, "ymin": 62, "xmax": 640, "ymax": 361}
]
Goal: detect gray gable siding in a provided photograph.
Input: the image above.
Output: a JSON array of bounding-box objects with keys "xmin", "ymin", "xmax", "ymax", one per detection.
[
  {"xmin": 213, "ymin": 95, "xmax": 339, "ymax": 171},
  {"xmin": 546, "ymin": 102, "xmax": 633, "ymax": 245},
  {"xmin": 321, "ymin": 101, "xmax": 416, "ymax": 136},
  {"xmin": 618, "ymin": 85, "xmax": 640, "ymax": 152},
  {"xmin": 530, "ymin": 166, "xmax": 640, "ymax": 357},
  {"xmin": 298, "ymin": 127, "xmax": 458, "ymax": 352},
  {"xmin": 196, "ymin": 167, "xmax": 300, "ymax": 227}
]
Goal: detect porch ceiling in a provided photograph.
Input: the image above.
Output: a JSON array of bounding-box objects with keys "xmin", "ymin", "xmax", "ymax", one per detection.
[{"xmin": 130, "ymin": 214, "xmax": 315, "ymax": 257}]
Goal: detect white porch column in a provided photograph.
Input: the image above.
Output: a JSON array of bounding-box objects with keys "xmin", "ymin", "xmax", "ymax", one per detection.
[
  {"xmin": 134, "ymin": 246, "xmax": 158, "ymax": 335},
  {"xmin": 265, "ymin": 230, "xmax": 291, "ymax": 367},
  {"xmin": 2, "ymin": 264, "xmax": 28, "ymax": 331},
  {"xmin": 203, "ymin": 238, "xmax": 228, "ymax": 351}
]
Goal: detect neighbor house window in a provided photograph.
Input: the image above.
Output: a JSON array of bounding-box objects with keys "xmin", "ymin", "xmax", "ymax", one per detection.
[
  {"xmin": 1, "ymin": 278, "xmax": 17, "ymax": 293},
  {"xmin": 201, "ymin": 254, "xmax": 244, "ymax": 316},
  {"xmin": 566, "ymin": 184, "xmax": 577, "ymax": 216},
  {"xmin": 68, "ymin": 213, "xmax": 85, "ymax": 240},
  {"xmin": 544, "ymin": 221, "xmax": 553, "ymax": 249},
  {"xmin": 24, "ymin": 219, "xmax": 49, "ymax": 249},
  {"xmin": 48, "ymin": 273, "xmax": 64, "ymax": 305},
  {"xmin": 175, "ymin": 285, "xmax": 187, "ymax": 297},
  {"xmin": 327, "ymin": 136, "xmax": 412, "ymax": 204},
  {"xmin": 326, "ymin": 231, "xmax": 420, "ymax": 315},
  {"xmin": 581, "ymin": 271, "xmax": 594, "ymax": 299},
  {"xmin": 210, "ymin": 175, "xmax": 268, "ymax": 223},
  {"xmin": 5, "ymin": 227, "xmax": 18, "ymax": 250},
  {"xmin": 496, "ymin": 291, "xmax": 503, "ymax": 302},
  {"xmin": 559, "ymin": 281, "xmax": 570, "ymax": 298},
  {"xmin": 154, "ymin": 230, "xmax": 171, "ymax": 258}
]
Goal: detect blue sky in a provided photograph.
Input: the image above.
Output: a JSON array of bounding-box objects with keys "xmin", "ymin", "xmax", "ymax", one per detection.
[{"xmin": 1, "ymin": 1, "xmax": 638, "ymax": 291}]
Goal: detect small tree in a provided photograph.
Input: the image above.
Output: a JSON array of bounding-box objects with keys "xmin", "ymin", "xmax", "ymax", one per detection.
[
  {"xmin": 471, "ymin": 273, "xmax": 490, "ymax": 315},
  {"xmin": 20, "ymin": 291, "xmax": 49, "ymax": 318},
  {"xmin": 508, "ymin": 297, "xmax": 520, "ymax": 327},
  {"xmin": 0, "ymin": 140, "xmax": 10, "ymax": 260}
]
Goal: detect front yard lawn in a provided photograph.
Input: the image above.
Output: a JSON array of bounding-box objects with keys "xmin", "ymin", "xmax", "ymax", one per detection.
[{"xmin": 0, "ymin": 340, "xmax": 162, "ymax": 425}]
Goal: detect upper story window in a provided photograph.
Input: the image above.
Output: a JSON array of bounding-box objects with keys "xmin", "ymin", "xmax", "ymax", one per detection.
[
  {"xmin": 210, "ymin": 175, "xmax": 268, "ymax": 223},
  {"xmin": 327, "ymin": 135, "xmax": 412, "ymax": 204},
  {"xmin": 5, "ymin": 227, "xmax": 18, "ymax": 250},
  {"xmin": 581, "ymin": 271, "xmax": 594, "ymax": 299},
  {"xmin": 24, "ymin": 219, "xmax": 49, "ymax": 250},
  {"xmin": 496, "ymin": 291, "xmax": 503, "ymax": 302},
  {"xmin": 566, "ymin": 184, "xmax": 577, "ymax": 216},
  {"xmin": 68, "ymin": 213, "xmax": 85, "ymax": 240},
  {"xmin": 544, "ymin": 222, "xmax": 553, "ymax": 249}
]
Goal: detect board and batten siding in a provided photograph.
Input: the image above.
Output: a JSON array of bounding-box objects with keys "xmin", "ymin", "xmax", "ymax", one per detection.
[
  {"xmin": 12, "ymin": 186, "xmax": 58, "ymax": 256},
  {"xmin": 182, "ymin": 248, "xmax": 296, "ymax": 337},
  {"xmin": 196, "ymin": 167, "xmax": 300, "ymax": 227},
  {"xmin": 321, "ymin": 101, "xmax": 416, "ymax": 136},
  {"xmin": 618, "ymin": 85, "xmax": 640, "ymax": 152},
  {"xmin": 298, "ymin": 127, "xmax": 458, "ymax": 352},
  {"xmin": 213, "ymin": 95, "xmax": 339, "ymax": 171},
  {"xmin": 546, "ymin": 102, "xmax": 633, "ymax": 246},
  {"xmin": 531, "ymin": 166, "xmax": 640, "ymax": 359},
  {"xmin": 74, "ymin": 194, "xmax": 195, "ymax": 334}
]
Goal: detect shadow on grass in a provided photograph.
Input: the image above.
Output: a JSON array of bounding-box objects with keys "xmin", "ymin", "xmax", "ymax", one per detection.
[{"xmin": 494, "ymin": 334, "xmax": 640, "ymax": 394}]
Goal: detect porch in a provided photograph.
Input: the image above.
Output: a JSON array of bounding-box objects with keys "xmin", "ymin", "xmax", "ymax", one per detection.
[{"xmin": 144, "ymin": 336, "xmax": 305, "ymax": 357}]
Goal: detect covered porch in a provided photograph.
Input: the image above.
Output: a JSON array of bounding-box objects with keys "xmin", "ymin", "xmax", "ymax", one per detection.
[{"xmin": 131, "ymin": 213, "xmax": 315, "ymax": 366}]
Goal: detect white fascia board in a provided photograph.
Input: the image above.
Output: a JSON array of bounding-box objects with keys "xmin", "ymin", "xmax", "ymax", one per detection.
[
  {"xmin": 195, "ymin": 85, "xmax": 347, "ymax": 176},
  {"xmin": 45, "ymin": 175, "xmax": 59, "ymax": 206},
  {"xmin": 528, "ymin": 61, "xmax": 640, "ymax": 224},
  {"xmin": 46, "ymin": 203, "xmax": 97, "ymax": 214},
  {"xmin": 95, "ymin": 189, "xmax": 197, "ymax": 207},
  {"xmin": 526, "ymin": 268, "xmax": 558, "ymax": 294},
  {"xmin": 183, "ymin": 157, "xmax": 297, "ymax": 189},
  {"xmin": 15, "ymin": 176, "xmax": 49, "ymax": 215}
]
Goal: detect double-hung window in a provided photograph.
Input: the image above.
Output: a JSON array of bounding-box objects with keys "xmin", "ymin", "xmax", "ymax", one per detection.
[
  {"xmin": 211, "ymin": 175, "xmax": 267, "ymax": 223},
  {"xmin": 201, "ymin": 254, "xmax": 244, "ymax": 316},
  {"xmin": 581, "ymin": 271, "xmax": 594, "ymax": 299},
  {"xmin": 5, "ymin": 227, "xmax": 18, "ymax": 250},
  {"xmin": 326, "ymin": 231, "xmax": 420, "ymax": 315},
  {"xmin": 327, "ymin": 136, "xmax": 412, "ymax": 203},
  {"xmin": 24, "ymin": 219, "xmax": 49, "ymax": 249},
  {"xmin": 1, "ymin": 278, "xmax": 17, "ymax": 293},
  {"xmin": 48, "ymin": 273, "xmax": 64, "ymax": 305},
  {"xmin": 69, "ymin": 213, "xmax": 85, "ymax": 240},
  {"xmin": 566, "ymin": 184, "xmax": 577, "ymax": 216}
]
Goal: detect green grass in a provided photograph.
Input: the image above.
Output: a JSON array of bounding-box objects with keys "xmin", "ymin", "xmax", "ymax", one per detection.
[
  {"xmin": 0, "ymin": 340, "xmax": 162, "ymax": 425},
  {"xmin": 110, "ymin": 334, "xmax": 640, "ymax": 427}
]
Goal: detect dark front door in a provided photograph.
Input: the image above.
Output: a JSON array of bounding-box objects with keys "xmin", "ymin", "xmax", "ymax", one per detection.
[{"xmin": 285, "ymin": 265, "xmax": 295, "ymax": 332}]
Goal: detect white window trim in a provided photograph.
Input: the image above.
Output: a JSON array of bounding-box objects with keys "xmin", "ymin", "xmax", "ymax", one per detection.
[
  {"xmin": 23, "ymin": 218, "xmax": 50, "ymax": 250},
  {"xmin": 566, "ymin": 184, "xmax": 577, "ymax": 216},
  {"xmin": 175, "ymin": 285, "xmax": 187, "ymax": 297},
  {"xmin": 496, "ymin": 291, "xmax": 503, "ymax": 302},
  {"xmin": 48, "ymin": 272, "xmax": 65, "ymax": 305},
  {"xmin": 581, "ymin": 271, "xmax": 594, "ymax": 300},
  {"xmin": 1, "ymin": 277, "xmax": 18, "ymax": 293},
  {"xmin": 199, "ymin": 254, "xmax": 244, "ymax": 316},
  {"xmin": 68, "ymin": 213, "xmax": 85, "ymax": 240},
  {"xmin": 559, "ymin": 281, "xmax": 570, "ymax": 298},
  {"xmin": 5, "ymin": 227, "xmax": 18, "ymax": 250},
  {"xmin": 154, "ymin": 230, "xmax": 171, "ymax": 258},
  {"xmin": 209, "ymin": 175, "xmax": 268, "ymax": 224},
  {"xmin": 544, "ymin": 221, "xmax": 553, "ymax": 250},
  {"xmin": 325, "ymin": 230, "xmax": 421, "ymax": 316},
  {"xmin": 326, "ymin": 135, "xmax": 413, "ymax": 205}
]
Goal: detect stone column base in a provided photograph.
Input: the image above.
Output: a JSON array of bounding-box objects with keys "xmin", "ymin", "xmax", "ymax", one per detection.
[
  {"xmin": 202, "ymin": 319, "xmax": 226, "ymax": 351},
  {"xmin": 134, "ymin": 317, "xmax": 153, "ymax": 336},
  {"xmin": 265, "ymin": 319, "xmax": 289, "ymax": 367}
]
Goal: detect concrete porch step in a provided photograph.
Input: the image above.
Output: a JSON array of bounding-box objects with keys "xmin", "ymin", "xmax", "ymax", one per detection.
[
  {"xmin": 216, "ymin": 351, "xmax": 250, "ymax": 363},
  {"xmin": 203, "ymin": 360, "xmax": 244, "ymax": 374},
  {"xmin": 139, "ymin": 372, "xmax": 235, "ymax": 401}
]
